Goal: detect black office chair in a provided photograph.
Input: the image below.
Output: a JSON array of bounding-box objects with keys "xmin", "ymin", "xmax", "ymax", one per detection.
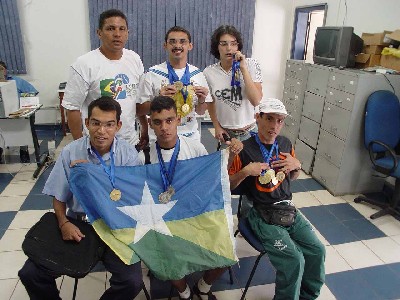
[
  {"xmin": 234, "ymin": 194, "xmax": 269, "ymax": 300},
  {"xmin": 354, "ymin": 90, "xmax": 400, "ymax": 220}
]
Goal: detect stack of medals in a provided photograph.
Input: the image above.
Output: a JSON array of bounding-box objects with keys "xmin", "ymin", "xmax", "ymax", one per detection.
[
  {"xmin": 156, "ymin": 138, "xmax": 180, "ymax": 204},
  {"xmin": 92, "ymin": 145, "xmax": 121, "ymax": 201},
  {"xmin": 252, "ymin": 133, "xmax": 286, "ymax": 185},
  {"xmin": 173, "ymin": 80, "xmax": 195, "ymax": 117},
  {"xmin": 166, "ymin": 62, "xmax": 194, "ymax": 118},
  {"xmin": 231, "ymin": 59, "xmax": 241, "ymax": 95}
]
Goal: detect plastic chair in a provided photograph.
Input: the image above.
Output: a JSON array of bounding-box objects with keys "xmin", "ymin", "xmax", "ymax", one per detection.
[{"xmin": 354, "ymin": 90, "xmax": 400, "ymax": 219}]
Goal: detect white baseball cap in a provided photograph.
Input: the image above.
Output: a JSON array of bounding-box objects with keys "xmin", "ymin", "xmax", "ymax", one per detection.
[{"xmin": 257, "ymin": 98, "xmax": 288, "ymax": 116}]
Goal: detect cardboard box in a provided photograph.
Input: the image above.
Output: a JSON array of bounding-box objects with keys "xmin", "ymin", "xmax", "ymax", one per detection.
[
  {"xmin": 386, "ymin": 30, "xmax": 400, "ymax": 43},
  {"xmin": 362, "ymin": 45, "xmax": 384, "ymax": 54},
  {"xmin": 355, "ymin": 54, "xmax": 381, "ymax": 68},
  {"xmin": 361, "ymin": 31, "xmax": 392, "ymax": 45},
  {"xmin": 380, "ymin": 55, "xmax": 400, "ymax": 71}
]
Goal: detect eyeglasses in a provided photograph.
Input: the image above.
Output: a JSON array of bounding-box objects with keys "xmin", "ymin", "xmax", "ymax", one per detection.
[
  {"xmin": 89, "ymin": 120, "xmax": 117, "ymax": 130},
  {"xmin": 167, "ymin": 39, "xmax": 189, "ymax": 46},
  {"xmin": 218, "ymin": 40, "xmax": 238, "ymax": 47}
]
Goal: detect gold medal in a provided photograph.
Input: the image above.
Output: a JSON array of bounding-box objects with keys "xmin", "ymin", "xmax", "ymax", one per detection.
[
  {"xmin": 276, "ymin": 171, "xmax": 286, "ymax": 182},
  {"xmin": 174, "ymin": 81, "xmax": 183, "ymax": 90},
  {"xmin": 181, "ymin": 103, "xmax": 190, "ymax": 114},
  {"xmin": 186, "ymin": 85, "xmax": 195, "ymax": 95},
  {"xmin": 258, "ymin": 173, "xmax": 271, "ymax": 184},
  {"xmin": 110, "ymin": 189, "xmax": 121, "ymax": 201}
]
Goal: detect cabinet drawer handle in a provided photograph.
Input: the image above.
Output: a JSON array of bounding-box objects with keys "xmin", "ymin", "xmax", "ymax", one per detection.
[
  {"xmin": 325, "ymin": 153, "xmax": 332, "ymax": 159},
  {"xmin": 337, "ymin": 100, "xmax": 343, "ymax": 103},
  {"xmin": 320, "ymin": 176, "xmax": 327, "ymax": 183}
]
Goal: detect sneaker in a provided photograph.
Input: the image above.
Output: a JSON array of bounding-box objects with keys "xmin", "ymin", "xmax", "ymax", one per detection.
[
  {"xmin": 193, "ymin": 285, "xmax": 217, "ymax": 300},
  {"xmin": 178, "ymin": 288, "xmax": 194, "ymax": 300}
]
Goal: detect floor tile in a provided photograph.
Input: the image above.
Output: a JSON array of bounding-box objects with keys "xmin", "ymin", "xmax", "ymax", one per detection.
[
  {"xmin": 0, "ymin": 250, "xmax": 27, "ymax": 279},
  {"xmin": 0, "ymin": 182, "xmax": 36, "ymax": 197},
  {"xmin": 325, "ymin": 203, "xmax": 364, "ymax": 221},
  {"xmin": 8, "ymin": 210, "xmax": 48, "ymax": 230},
  {"xmin": 326, "ymin": 270, "xmax": 381, "ymax": 300},
  {"xmin": 324, "ymin": 245, "xmax": 352, "ymax": 274},
  {"xmin": 244, "ymin": 283, "xmax": 275, "ymax": 300},
  {"xmin": 300, "ymin": 206, "xmax": 338, "ymax": 225},
  {"xmin": 59, "ymin": 272, "xmax": 107, "ymax": 300},
  {"xmin": 235, "ymin": 235, "xmax": 260, "ymax": 258},
  {"xmin": 342, "ymin": 218, "xmax": 386, "ymax": 241},
  {"xmin": 349, "ymin": 201, "xmax": 380, "ymax": 219},
  {"xmin": 391, "ymin": 234, "xmax": 400, "ymax": 245},
  {"xmin": 0, "ymin": 229, "xmax": 28, "ymax": 252},
  {"xmin": 363, "ymin": 237, "xmax": 400, "ymax": 264},
  {"xmin": 291, "ymin": 192, "xmax": 321, "ymax": 208},
  {"xmin": 356, "ymin": 264, "xmax": 400, "ymax": 299},
  {"xmin": 0, "ymin": 278, "xmax": 18, "ymax": 299},
  {"xmin": 9, "ymin": 279, "xmax": 29, "ymax": 300},
  {"xmin": 19, "ymin": 193, "xmax": 53, "ymax": 211},
  {"xmin": 0, "ymin": 173, "xmax": 14, "ymax": 193},
  {"xmin": 340, "ymin": 193, "xmax": 361, "ymax": 203},
  {"xmin": 371, "ymin": 215, "xmax": 400, "ymax": 236},
  {"xmin": 318, "ymin": 283, "xmax": 337, "ymax": 300},
  {"xmin": 311, "ymin": 190, "xmax": 346, "ymax": 205},
  {"xmin": 0, "ymin": 196, "xmax": 26, "ymax": 212},
  {"xmin": 0, "ymin": 211, "xmax": 17, "ymax": 231},
  {"xmin": 297, "ymin": 178, "xmax": 324, "ymax": 191},
  {"xmin": 0, "ymin": 164, "xmax": 23, "ymax": 174},
  {"xmin": 333, "ymin": 241, "xmax": 384, "ymax": 269}
]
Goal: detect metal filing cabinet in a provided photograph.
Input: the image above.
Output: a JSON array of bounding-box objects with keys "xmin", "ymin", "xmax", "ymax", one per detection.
[
  {"xmin": 296, "ymin": 64, "xmax": 330, "ymax": 174},
  {"xmin": 312, "ymin": 69, "xmax": 400, "ymax": 195},
  {"xmin": 281, "ymin": 60, "xmax": 309, "ymax": 145}
]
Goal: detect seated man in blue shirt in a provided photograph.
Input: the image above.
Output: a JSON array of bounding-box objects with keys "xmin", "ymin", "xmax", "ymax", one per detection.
[
  {"xmin": 0, "ymin": 60, "xmax": 39, "ymax": 163},
  {"xmin": 18, "ymin": 96, "xmax": 145, "ymax": 300}
]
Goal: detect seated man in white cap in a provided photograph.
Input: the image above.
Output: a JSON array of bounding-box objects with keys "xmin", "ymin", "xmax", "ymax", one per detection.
[{"xmin": 228, "ymin": 98, "xmax": 326, "ymax": 300}]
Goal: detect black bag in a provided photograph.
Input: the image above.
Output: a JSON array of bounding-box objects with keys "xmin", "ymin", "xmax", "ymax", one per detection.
[
  {"xmin": 22, "ymin": 212, "xmax": 106, "ymax": 278},
  {"xmin": 257, "ymin": 203, "xmax": 297, "ymax": 226}
]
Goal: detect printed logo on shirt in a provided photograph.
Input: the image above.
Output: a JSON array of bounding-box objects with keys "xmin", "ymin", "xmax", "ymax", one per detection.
[
  {"xmin": 100, "ymin": 74, "xmax": 130, "ymax": 100},
  {"xmin": 214, "ymin": 87, "xmax": 243, "ymax": 111},
  {"xmin": 273, "ymin": 239, "xmax": 287, "ymax": 251}
]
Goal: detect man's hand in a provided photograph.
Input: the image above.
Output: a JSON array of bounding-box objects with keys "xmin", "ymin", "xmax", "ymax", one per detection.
[
  {"xmin": 243, "ymin": 162, "xmax": 269, "ymax": 177},
  {"xmin": 159, "ymin": 85, "xmax": 177, "ymax": 98},
  {"xmin": 60, "ymin": 222, "xmax": 85, "ymax": 242},
  {"xmin": 235, "ymin": 51, "xmax": 248, "ymax": 71},
  {"xmin": 193, "ymin": 86, "xmax": 209, "ymax": 102},
  {"xmin": 271, "ymin": 152, "xmax": 301, "ymax": 174},
  {"xmin": 226, "ymin": 138, "xmax": 243, "ymax": 156},
  {"xmin": 137, "ymin": 133, "xmax": 149, "ymax": 150},
  {"xmin": 214, "ymin": 126, "xmax": 229, "ymax": 143}
]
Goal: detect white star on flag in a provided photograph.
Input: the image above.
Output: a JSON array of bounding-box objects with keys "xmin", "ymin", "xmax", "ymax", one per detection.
[{"xmin": 117, "ymin": 181, "xmax": 177, "ymax": 244}]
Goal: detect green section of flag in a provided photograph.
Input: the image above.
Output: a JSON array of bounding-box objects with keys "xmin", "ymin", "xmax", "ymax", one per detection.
[
  {"xmin": 92, "ymin": 219, "xmax": 140, "ymax": 265},
  {"xmin": 133, "ymin": 230, "xmax": 237, "ymax": 280}
]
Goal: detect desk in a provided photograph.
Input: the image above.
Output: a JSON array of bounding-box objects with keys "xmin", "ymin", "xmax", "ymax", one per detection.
[
  {"xmin": 58, "ymin": 89, "xmax": 67, "ymax": 136},
  {"xmin": 0, "ymin": 106, "xmax": 42, "ymax": 164}
]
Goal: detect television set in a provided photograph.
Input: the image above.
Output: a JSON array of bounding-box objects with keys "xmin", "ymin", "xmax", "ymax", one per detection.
[{"xmin": 313, "ymin": 26, "xmax": 363, "ymax": 68}]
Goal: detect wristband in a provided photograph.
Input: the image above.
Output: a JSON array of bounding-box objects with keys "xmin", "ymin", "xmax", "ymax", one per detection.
[{"xmin": 59, "ymin": 220, "xmax": 70, "ymax": 229}]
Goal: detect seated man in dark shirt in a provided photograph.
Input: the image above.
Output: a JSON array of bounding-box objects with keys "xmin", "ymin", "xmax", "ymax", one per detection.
[{"xmin": 229, "ymin": 98, "xmax": 326, "ymax": 300}]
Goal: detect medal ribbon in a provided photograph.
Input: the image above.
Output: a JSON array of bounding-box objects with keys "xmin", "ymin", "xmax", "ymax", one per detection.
[
  {"xmin": 156, "ymin": 138, "xmax": 181, "ymax": 192},
  {"xmin": 231, "ymin": 60, "xmax": 241, "ymax": 88},
  {"xmin": 251, "ymin": 132, "xmax": 279, "ymax": 176},
  {"xmin": 92, "ymin": 143, "xmax": 116, "ymax": 189},
  {"xmin": 167, "ymin": 62, "xmax": 190, "ymax": 102}
]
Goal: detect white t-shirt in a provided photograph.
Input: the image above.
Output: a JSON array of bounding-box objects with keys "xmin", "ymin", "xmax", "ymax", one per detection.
[
  {"xmin": 203, "ymin": 58, "xmax": 262, "ymax": 129},
  {"xmin": 138, "ymin": 62, "xmax": 212, "ymax": 141},
  {"xmin": 62, "ymin": 48, "xmax": 144, "ymax": 145},
  {"xmin": 139, "ymin": 136, "xmax": 208, "ymax": 164}
]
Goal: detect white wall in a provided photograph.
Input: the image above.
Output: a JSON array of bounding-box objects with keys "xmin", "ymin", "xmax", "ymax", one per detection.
[
  {"xmin": 252, "ymin": 0, "xmax": 294, "ymax": 100},
  {"xmin": 16, "ymin": 0, "xmax": 90, "ymax": 123},
  {"xmin": 293, "ymin": 0, "xmax": 399, "ymax": 35}
]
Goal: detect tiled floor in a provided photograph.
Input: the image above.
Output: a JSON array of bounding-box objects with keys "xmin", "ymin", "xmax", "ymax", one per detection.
[{"xmin": 1, "ymin": 124, "xmax": 400, "ymax": 299}]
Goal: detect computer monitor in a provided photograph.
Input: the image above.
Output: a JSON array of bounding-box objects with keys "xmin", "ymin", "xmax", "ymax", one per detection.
[
  {"xmin": 313, "ymin": 26, "xmax": 363, "ymax": 68},
  {"xmin": 0, "ymin": 80, "xmax": 19, "ymax": 118}
]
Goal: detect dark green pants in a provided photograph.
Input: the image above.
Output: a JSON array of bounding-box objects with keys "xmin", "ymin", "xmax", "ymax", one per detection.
[{"xmin": 248, "ymin": 208, "xmax": 325, "ymax": 300}]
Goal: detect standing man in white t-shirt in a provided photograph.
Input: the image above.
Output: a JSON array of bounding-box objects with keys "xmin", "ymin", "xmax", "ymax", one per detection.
[
  {"xmin": 62, "ymin": 9, "xmax": 148, "ymax": 149},
  {"xmin": 203, "ymin": 25, "xmax": 263, "ymax": 144},
  {"xmin": 137, "ymin": 26, "xmax": 212, "ymax": 142}
]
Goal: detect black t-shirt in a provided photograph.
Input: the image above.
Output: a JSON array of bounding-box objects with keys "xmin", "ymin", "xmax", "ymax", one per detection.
[{"xmin": 229, "ymin": 135, "xmax": 294, "ymax": 206}]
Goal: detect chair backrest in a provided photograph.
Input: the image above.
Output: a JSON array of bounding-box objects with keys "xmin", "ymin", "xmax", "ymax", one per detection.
[{"xmin": 364, "ymin": 90, "xmax": 400, "ymax": 152}]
